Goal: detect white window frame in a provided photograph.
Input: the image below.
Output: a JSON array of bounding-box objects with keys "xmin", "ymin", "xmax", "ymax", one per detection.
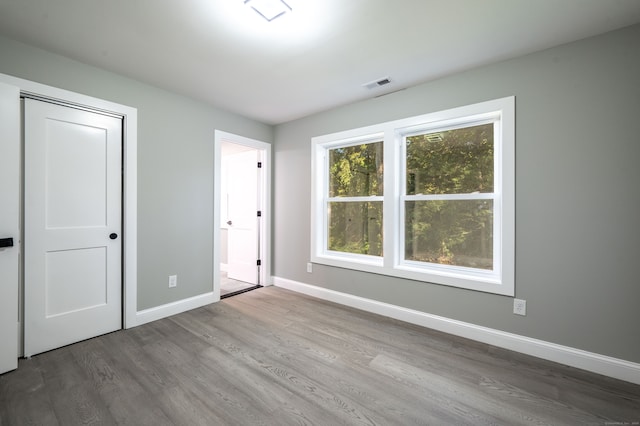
[
  {"xmin": 311, "ymin": 97, "xmax": 515, "ymax": 296},
  {"xmin": 322, "ymin": 133, "xmax": 384, "ymax": 266}
]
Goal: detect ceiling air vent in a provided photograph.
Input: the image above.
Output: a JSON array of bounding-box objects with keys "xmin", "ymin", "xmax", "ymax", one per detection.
[{"xmin": 363, "ymin": 77, "xmax": 392, "ymax": 90}]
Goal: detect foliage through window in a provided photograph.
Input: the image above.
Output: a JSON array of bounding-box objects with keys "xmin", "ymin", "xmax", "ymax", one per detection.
[
  {"xmin": 404, "ymin": 123, "xmax": 494, "ymax": 270},
  {"xmin": 311, "ymin": 97, "xmax": 514, "ymax": 295},
  {"xmin": 328, "ymin": 141, "xmax": 383, "ymax": 256}
]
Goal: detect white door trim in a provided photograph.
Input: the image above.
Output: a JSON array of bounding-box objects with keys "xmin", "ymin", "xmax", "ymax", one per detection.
[
  {"xmin": 0, "ymin": 81, "xmax": 20, "ymax": 373},
  {"xmin": 0, "ymin": 72, "xmax": 139, "ymax": 332},
  {"xmin": 214, "ymin": 130, "xmax": 271, "ymax": 300}
]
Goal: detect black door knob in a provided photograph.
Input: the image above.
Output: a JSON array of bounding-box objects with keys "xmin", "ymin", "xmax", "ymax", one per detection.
[{"xmin": 109, "ymin": 233, "xmax": 118, "ymax": 240}]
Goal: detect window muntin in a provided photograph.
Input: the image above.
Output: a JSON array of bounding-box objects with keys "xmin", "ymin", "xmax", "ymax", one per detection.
[{"xmin": 311, "ymin": 97, "xmax": 514, "ymax": 295}]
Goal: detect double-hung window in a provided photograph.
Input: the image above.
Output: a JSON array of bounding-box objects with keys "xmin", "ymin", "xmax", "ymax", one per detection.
[{"xmin": 311, "ymin": 97, "xmax": 514, "ymax": 295}]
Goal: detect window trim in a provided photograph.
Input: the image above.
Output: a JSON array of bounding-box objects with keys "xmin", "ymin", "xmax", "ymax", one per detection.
[{"xmin": 311, "ymin": 97, "xmax": 515, "ymax": 296}]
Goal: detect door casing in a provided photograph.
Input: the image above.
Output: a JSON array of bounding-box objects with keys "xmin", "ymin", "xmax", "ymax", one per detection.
[{"xmin": 0, "ymin": 82, "xmax": 20, "ymax": 374}]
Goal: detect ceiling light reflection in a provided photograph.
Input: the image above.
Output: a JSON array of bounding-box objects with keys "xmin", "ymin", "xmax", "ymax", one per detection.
[
  {"xmin": 204, "ymin": 0, "xmax": 331, "ymax": 45},
  {"xmin": 245, "ymin": 0, "xmax": 291, "ymax": 22}
]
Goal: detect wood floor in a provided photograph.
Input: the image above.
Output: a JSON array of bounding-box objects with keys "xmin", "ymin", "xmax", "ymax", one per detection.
[{"xmin": 1, "ymin": 287, "xmax": 639, "ymax": 425}]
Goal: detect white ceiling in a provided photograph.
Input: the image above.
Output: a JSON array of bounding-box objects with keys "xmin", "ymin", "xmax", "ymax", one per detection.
[{"xmin": 1, "ymin": 0, "xmax": 639, "ymax": 125}]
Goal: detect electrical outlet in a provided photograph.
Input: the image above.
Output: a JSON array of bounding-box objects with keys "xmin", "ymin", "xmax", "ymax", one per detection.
[
  {"xmin": 307, "ymin": 262, "xmax": 313, "ymax": 273},
  {"xmin": 169, "ymin": 275, "xmax": 177, "ymax": 288},
  {"xmin": 513, "ymin": 298, "xmax": 526, "ymax": 316}
]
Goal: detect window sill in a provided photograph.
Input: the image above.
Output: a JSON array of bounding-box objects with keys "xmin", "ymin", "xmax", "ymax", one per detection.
[{"xmin": 312, "ymin": 254, "xmax": 513, "ymax": 296}]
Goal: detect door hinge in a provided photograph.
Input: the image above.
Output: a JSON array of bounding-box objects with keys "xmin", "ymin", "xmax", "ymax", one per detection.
[
  {"xmin": 257, "ymin": 259, "xmax": 261, "ymax": 266},
  {"xmin": 257, "ymin": 210, "xmax": 262, "ymax": 217},
  {"xmin": 257, "ymin": 162, "xmax": 262, "ymax": 168}
]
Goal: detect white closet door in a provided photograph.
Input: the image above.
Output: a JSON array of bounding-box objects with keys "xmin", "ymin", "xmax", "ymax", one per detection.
[{"xmin": 24, "ymin": 99, "xmax": 122, "ymax": 357}]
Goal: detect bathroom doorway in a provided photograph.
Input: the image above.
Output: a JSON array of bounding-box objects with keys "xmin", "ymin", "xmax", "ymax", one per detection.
[{"xmin": 214, "ymin": 131, "xmax": 271, "ymax": 299}]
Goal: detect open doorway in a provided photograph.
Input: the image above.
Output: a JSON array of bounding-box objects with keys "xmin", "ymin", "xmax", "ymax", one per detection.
[
  {"xmin": 220, "ymin": 143, "xmax": 260, "ymax": 297},
  {"xmin": 214, "ymin": 131, "xmax": 271, "ymax": 300}
]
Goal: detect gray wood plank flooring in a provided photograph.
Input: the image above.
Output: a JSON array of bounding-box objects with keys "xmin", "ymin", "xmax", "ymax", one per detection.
[{"xmin": 1, "ymin": 286, "xmax": 639, "ymax": 425}]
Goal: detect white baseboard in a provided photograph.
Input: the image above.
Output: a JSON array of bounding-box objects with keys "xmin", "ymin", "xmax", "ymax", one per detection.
[
  {"xmin": 133, "ymin": 292, "xmax": 217, "ymax": 327},
  {"xmin": 273, "ymin": 276, "xmax": 640, "ymax": 385}
]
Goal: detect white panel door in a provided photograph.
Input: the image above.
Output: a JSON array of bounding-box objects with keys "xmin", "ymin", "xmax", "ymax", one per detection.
[
  {"xmin": 24, "ymin": 99, "xmax": 122, "ymax": 357},
  {"xmin": 226, "ymin": 150, "xmax": 259, "ymax": 285},
  {"xmin": 0, "ymin": 82, "xmax": 20, "ymax": 374}
]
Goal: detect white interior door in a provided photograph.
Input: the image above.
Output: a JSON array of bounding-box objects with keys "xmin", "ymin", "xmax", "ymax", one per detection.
[
  {"xmin": 0, "ymin": 82, "xmax": 20, "ymax": 374},
  {"xmin": 226, "ymin": 150, "xmax": 259, "ymax": 285},
  {"xmin": 24, "ymin": 98, "xmax": 122, "ymax": 357}
]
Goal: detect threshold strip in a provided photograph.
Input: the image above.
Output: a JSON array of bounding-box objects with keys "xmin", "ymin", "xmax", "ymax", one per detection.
[{"xmin": 220, "ymin": 285, "xmax": 262, "ymax": 299}]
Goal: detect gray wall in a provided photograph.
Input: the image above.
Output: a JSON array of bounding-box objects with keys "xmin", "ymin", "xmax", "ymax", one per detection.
[
  {"xmin": 0, "ymin": 35, "xmax": 273, "ymax": 311},
  {"xmin": 273, "ymin": 24, "xmax": 640, "ymax": 363}
]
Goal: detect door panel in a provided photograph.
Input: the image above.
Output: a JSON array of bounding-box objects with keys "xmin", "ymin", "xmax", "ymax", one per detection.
[
  {"xmin": 226, "ymin": 150, "xmax": 259, "ymax": 285},
  {"xmin": 0, "ymin": 82, "xmax": 20, "ymax": 374},
  {"xmin": 24, "ymin": 99, "xmax": 122, "ymax": 357},
  {"xmin": 45, "ymin": 119, "xmax": 108, "ymax": 228},
  {"xmin": 45, "ymin": 247, "xmax": 107, "ymax": 317}
]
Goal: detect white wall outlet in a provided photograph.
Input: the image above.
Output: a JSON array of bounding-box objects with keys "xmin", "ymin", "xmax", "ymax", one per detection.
[
  {"xmin": 513, "ymin": 298, "xmax": 526, "ymax": 316},
  {"xmin": 307, "ymin": 262, "xmax": 313, "ymax": 273},
  {"xmin": 169, "ymin": 275, "xmax": 177, "ymax": 288}
]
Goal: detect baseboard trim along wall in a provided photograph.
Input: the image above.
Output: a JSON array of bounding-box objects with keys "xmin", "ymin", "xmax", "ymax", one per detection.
[
  {"xmin": 272, "ymin": 276, "xmax": 640, "ymax": 385},
  {"xmin": 134, "ymin": 292, "xmax": 216, "ymax": 327}
]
